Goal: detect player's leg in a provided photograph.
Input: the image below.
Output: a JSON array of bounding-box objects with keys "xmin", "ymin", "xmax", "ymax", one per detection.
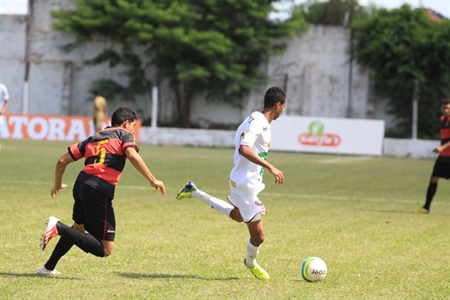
[
  {"xmin": 79, "ymin": 182, "xmax": 115, "ymax": 257},
  {"xmin": 94, "ymin": 116, "xmax": 102, "ymax": 132},
  {"xmin": 413, "ymin": 176, "xmax": 438, "ymax": 214},
  {"xmin": 40, "ymin": 218, "xmax": 105, "ymax": 255},
  {"xmin": 413, "ymin": 159, "xmax": 448, "ymax": 213},
  {"xmin": 40, "ymin": 223, "xmax": 85, "ymax": 274},
  {"xmin": 244, "ymin": 216, "xmax": 269, "ymax": 280},
  {"xmin": 177, "ymin": 181, "xmax": 235, "ymax": 218},
  {"xmin": 230, "ymin": 191, "xmax": 269, "ymax": 280},
  {"xmin": 423, "ymin": 176, "xmax": 439, "ymax": 211},
  {"xmin": 101, "ymin": 241, "xmax": 114, "ymax": 257},
  {"xmin": 38, "ymin": 218, "xmax": 105, "ymax": 275},
  {"xmin": 246, "ymin": 216, "xmax": 264, "ymax": 261},
  {"xmin": 39, "ymin": 184, "xmax": 92, "ymax": 275},
  {"xmin": 422, "ymin": 159, "xmax": 450, "ymax": 211},
  {"xmin": 0, "ymin": 115, "xmax": 3, "ymax": 152}
]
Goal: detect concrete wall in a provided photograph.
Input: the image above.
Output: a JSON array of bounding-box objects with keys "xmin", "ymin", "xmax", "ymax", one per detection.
[
  {"xmin": 139, "ymin": 127, "xmax": 439, "ymax": 160},
  {"xmin": 267, "ymin": 26, "xmax": 370, "ymax": 119},
  {"xmin": 383, "ymin": 138, "xmax": 439, "ymax": 159},
  {"xmin": 27, "ymin": 0, "xmax": 155, "ymax": 119},
  {"xmin": 2, "ymin": 0, "xmax": 392, "ymax": 131},
  {"xmin": 0, "ymin": 15, "xmax": 27, "ymax": 113},
  {"xmin": 190, "ymin": 27, "xmax": 373, "ymax": 127}
]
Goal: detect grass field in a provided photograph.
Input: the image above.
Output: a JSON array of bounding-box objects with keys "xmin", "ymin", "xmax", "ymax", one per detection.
[{"xmin": 0, "ymin": 139, "xmax": 449, "ymax": 300}]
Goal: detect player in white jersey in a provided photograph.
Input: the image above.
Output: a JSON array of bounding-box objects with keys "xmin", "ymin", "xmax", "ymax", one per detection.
[
  {"xmin": 0, "ymin": 83, "xmax": 11, "ymax": 151},
  {"xmin": 177, "ymin": 87, "xmax": 286, "ymax": 280}
]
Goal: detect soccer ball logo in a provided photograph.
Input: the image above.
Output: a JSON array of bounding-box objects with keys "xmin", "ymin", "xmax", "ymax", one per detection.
[{"xmin": 301, "ymin": 257, "xmax": 327, "ymax": 282}]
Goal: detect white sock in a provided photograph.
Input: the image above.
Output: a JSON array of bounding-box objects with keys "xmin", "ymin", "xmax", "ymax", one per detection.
[
  {"xmin": 191, "ymin": 190, "xmax": 233, "ymax": 217},
  {"xmin": 245, "ymin": 238, "xmax": 260, "ymax": 267},
  {"xmin": 191, "ymin": 189, "xmax": 210, "ymax": 203}
]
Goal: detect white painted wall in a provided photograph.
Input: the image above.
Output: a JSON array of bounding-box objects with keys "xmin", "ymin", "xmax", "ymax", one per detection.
[
  {"xmin": 1, "ymin": 1, "xmax": 392, "ymax": 131},
  {"xmin": 138, "ymin": 127, "xmax": 439, "ymax": 159},
  {"xmin": 267, "ymin": 26, "xmax": 370, "ymax": 119},
  {"xmin": 191, "ymin": 26, "xmax": 372, "ymax": 126},
  {"xmin": 0, "ymin": 15, "xmax": 27, "ymax": 113},
  {"xmin": 383, "ymin": 138, "xmax": 439, "ymax": 159}
]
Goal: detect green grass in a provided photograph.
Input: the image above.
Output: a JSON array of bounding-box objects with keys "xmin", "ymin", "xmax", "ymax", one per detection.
[{"xmin": 0, "ymin": 139, "xmax": 449, "ymax": 300}]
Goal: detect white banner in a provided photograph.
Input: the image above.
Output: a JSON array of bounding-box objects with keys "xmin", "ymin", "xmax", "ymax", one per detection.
[
  {"xmin": 271, "ymin": 116, "xmax": 385, "ymax": 156},
  {"xmin": 1, "ymin": 114, "xmax": 141, "ymax": 142}
]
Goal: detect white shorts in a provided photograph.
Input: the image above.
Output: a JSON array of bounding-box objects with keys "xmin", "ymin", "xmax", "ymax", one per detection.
[{"xmin": 228, "ymin": 180, "xmax": 266, "ymax": 223}]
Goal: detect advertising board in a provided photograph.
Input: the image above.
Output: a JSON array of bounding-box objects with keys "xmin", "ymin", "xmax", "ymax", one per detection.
[
  {"xmin": 1, "ymin": 114, "xmax": 141, "ymax": 142},
  {"xmin": 271, "ymin": 116, "xmax": 385, "ymax": 156}
]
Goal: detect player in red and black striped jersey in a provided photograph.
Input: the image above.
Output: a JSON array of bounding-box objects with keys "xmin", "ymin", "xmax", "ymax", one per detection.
[
  {"xmin": 413, "ymin": 99, "xmax": 450, "ymax": 214},
  {"xmin": 38, "ymin": 106, "xmax": 166, "ymax": 275}
]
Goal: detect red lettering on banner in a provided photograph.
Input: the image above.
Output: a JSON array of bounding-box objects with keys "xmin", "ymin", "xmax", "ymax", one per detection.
[
  {"xmin": 298, "ymin": 133, "xmax": 341, "ymax": 147},
  {"xmin": 1, "ymin": 114, "xmax": 141, "ymax": 142}
]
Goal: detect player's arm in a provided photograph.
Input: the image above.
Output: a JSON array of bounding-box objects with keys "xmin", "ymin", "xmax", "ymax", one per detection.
[
  {"xmin": 434, "ymin": 140, "xmax": 450, "ymax": 153},
  {"xmin": 125, "ymin": 147, "xmax": 167, "ymax": 195},
  {"xmin": 239, "ymin": 145, "xmax": 284, "ymax": 184},
  {"xmin": 0, "ymin": 99, "xmax": 9, "ymax": 115},
  {"xmin": 51, "ymin": 152, "xmax": 74, "ymax": 198}
]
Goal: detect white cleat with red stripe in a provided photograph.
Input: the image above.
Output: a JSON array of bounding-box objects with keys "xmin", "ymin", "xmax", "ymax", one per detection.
[{"xmin": 40, "ymin": 216, "xmax": 59, "ymax": 250}]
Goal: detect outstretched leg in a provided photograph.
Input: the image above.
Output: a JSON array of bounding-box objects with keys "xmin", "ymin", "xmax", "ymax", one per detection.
[
  {"xmin": 38, "ymin": 217, "xmax": 107, "ymax": 275},
  {"xmin": 177, "ymin": 182, "xmax": 235, "ymax": 218}
]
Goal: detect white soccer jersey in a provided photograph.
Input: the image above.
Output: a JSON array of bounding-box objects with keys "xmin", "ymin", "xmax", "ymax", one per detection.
[
  {"xmin": 0, "ymin": 84, "xmax": 9, "ymax": 109},
  {"xmin": 229, "ymin": 111, "xmax": 271, "ymax": 194},
  {"xmin": 0, "ymin": 84, "xmax": 9, "ymax": 129}
]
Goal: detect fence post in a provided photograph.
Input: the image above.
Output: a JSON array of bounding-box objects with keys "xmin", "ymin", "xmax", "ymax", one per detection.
[{"xmin": 412, "ymin": 78, "xmax": 419, "ymax": 140}]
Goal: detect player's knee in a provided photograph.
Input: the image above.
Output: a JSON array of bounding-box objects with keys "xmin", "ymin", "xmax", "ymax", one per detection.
[
  {"xmin": 230, "ymin": 209, "xmax": 244, "ymax": 223},
  {"xmin": 103, "ymin": 248, "xmax": 113, "ymax": 257},
  {"xmin": 102, "ymin": 243, "xmax": 114, "ymax": 257},
  {"xmin": 232, "ymin": 216, "xmax": 244, "ymax": 223}
]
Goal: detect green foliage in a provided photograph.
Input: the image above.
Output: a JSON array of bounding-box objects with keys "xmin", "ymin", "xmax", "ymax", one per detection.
[
  {"xmin": 353, "ymin": 5, "xmax": 450, "ymax": 139},
  {"xmin": 52, "ymin": 0, "xmax": 308, "ymax": 126},
  {"xmin": 1, "ymin": 139, "xmax": 449, "ymax": 299},
  {"xmin": 295, "ymin": 0, "xmax": 374, "ymax": 26}
]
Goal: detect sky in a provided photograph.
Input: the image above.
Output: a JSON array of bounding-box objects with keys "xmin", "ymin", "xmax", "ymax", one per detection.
[
  {"xmin": 1, "ymin": 0, "xmax": 449, "ymax": 19},
  {"xmin": 271, "ymin": 0, "xmax": 450, "ymax": 20}
]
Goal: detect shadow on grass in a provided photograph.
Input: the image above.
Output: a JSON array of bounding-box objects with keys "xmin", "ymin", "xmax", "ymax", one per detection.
[
  {"xmin": 0, "ymin": 272, "xmax": 81, "ymax": 280},
  {"xmin": 115, "ymin": 272, "xmax": 240, "ymax": 281},
  {"xmin": 373, "ymin": 209, "xmax": 415, "ymax": 214}
]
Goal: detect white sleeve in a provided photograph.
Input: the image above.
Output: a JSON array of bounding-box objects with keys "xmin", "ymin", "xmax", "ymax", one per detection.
[
  {"xmin": 1, "ymin": 85, "xmax": 9, "ymax": 100},
  {"xmin": 240, "ymin": 118, "xmax": 263, "ymax": 147}
]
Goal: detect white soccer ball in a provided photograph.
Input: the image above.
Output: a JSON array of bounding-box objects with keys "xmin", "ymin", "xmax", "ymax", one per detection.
[{"xmin": 301, "ymin": 257, "xmax": 327, "ymax": 282}]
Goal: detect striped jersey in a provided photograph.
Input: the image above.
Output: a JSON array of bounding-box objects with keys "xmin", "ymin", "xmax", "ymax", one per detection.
[
  {"xmin": 439, "ymin": 115, "xmax": 450, "ymax": 162},
  {"xmin": 68, "ymin": 126, "xmax": 139, "ymax": 197},
  {"xmin": 230, "ymin": 111, "xmax": 271, "ymax": 192}
]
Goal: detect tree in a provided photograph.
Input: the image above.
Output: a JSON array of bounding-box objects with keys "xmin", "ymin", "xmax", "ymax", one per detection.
[
  {"xmin": 353, "ymin": 5, "xmax": 450, "ymax": 139},
  {"xmin": 295, "ymin": 0, "xmax": 374, "ymax": 26},
  {"xmin": 52, "ymin": 0, "xmax": 307, "ymax": 127}
]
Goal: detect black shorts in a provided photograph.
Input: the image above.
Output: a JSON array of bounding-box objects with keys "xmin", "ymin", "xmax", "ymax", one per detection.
[
  {"xmin": 431, "ymin": 158, "xmax": 450, "ymax": 180},
  {"xmin": 72, "ymin": 181, "xmax": 116, "ymax": 241}
]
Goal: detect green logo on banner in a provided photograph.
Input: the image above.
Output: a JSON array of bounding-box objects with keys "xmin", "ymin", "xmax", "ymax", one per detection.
[{"xmin": 309, "ymin": 121, "xmax": 324, "ymax": 136}]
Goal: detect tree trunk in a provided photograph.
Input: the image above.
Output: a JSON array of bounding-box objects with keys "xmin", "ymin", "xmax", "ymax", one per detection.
[
  {"xmin": 181, "ymin": 81, "xmax": 192, "ymax": 127},
  {"xmin": 172, "ymin": 79, "xmax": 191, "ymax": 127}
]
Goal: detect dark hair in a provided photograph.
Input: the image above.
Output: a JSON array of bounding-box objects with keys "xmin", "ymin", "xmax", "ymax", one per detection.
[
  {"xmin": 264, "ymin": 87, "xmax": 286, "ymax": 108},
  {"xmin": 442, "ymin": 98, "xmax": 450, "ymax": 105},
  {"xmin": 111, "ymin": 106, "xmax": 137, "ymax": 126}
]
